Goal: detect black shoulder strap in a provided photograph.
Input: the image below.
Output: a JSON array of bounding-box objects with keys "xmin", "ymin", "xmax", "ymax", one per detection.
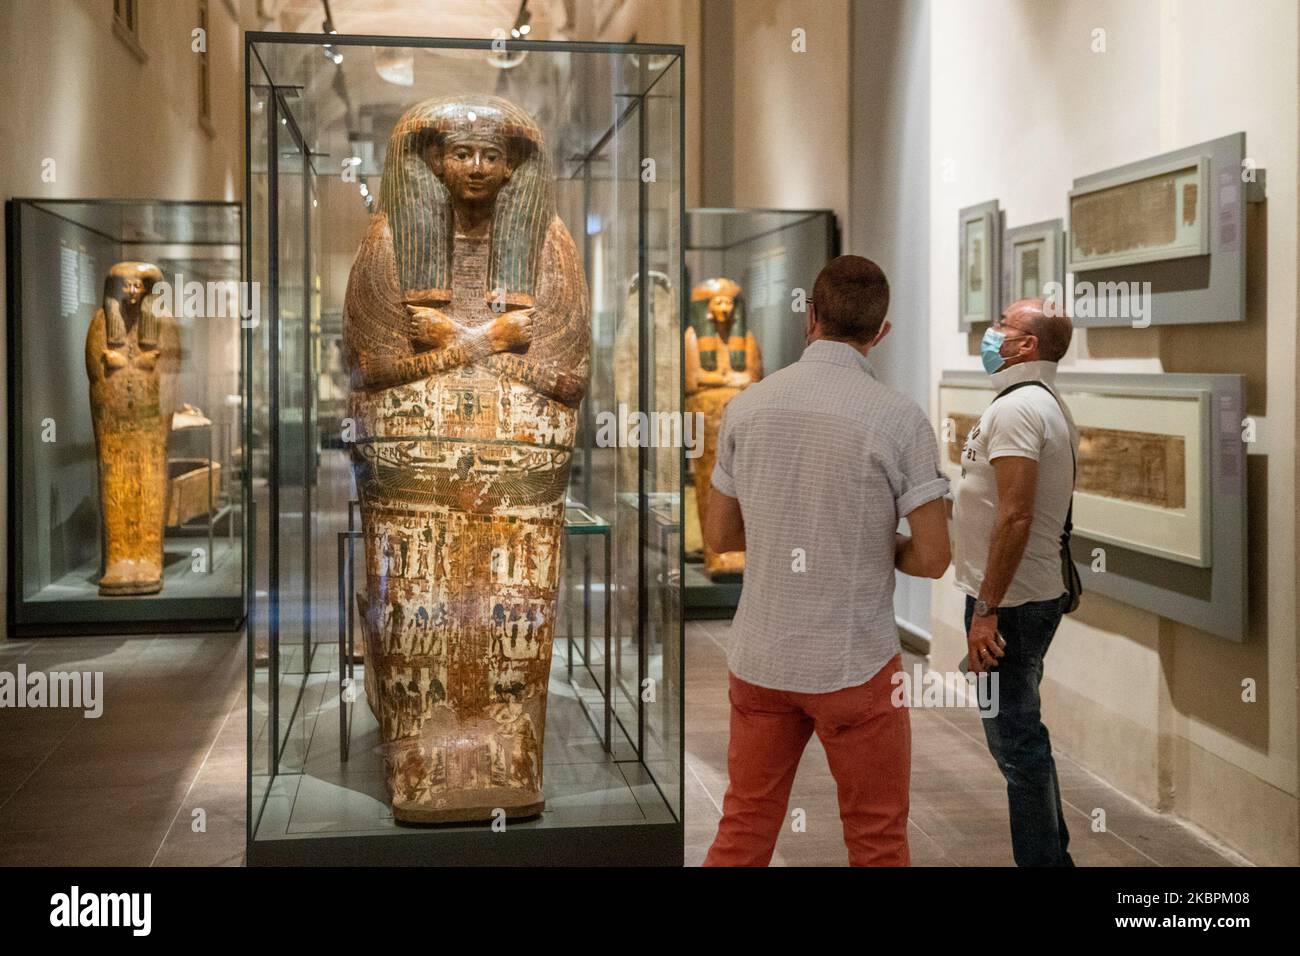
[
  {"xmin": 993, "ymin": 379, "xmax": 1076, "ymax": 534},
  {"xmin": 995, "ymin": 379, "xmax": 1053, "ymax": 404}
]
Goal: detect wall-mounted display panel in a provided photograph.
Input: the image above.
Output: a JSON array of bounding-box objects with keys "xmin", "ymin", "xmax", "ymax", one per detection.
[
  {"xmin": 958, "ymin": 199, "xmax": 1002, "ymax": 329},
  {"xmin": 939, "ymin": 369, "xmax": 1246, "ymax": 640},
  {"xmin": 1068, "ymin": 157, "xmax": 1209, "ymax": 271},
  {"xmin": 1065, "ymin": 132, "xmax": 1252, "ymax": 328},
  {"xmin": 1001, "ymin": 218, "xmax": 1065, "ymax": 311}
]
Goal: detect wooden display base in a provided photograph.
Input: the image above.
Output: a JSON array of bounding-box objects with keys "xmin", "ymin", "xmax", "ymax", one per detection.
[
  {"xmin": 98, "ymin": 580, "xmax": 163, "ymax": 597},
  {"xmin": 394, "ymin": 798, "xmax": 545, "ymax": 826}
]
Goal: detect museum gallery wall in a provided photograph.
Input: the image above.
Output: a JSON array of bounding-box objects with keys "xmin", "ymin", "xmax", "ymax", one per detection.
[{"xmin": 927, "ymin": 0, "xmax": 1298, "ymax": 864}]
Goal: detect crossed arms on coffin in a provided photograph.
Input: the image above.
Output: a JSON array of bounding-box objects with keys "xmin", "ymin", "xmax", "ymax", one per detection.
[{"xmin": 344, "ymin": 214, "xmax": 590, "ymax": 408}]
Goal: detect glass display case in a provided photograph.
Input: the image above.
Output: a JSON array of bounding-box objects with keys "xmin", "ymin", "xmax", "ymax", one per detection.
[
  {"xmin": 682, "ymin": 207, "xmax": 838, "ymax": 617},
  {"xmin": 5, "ymin": 198, "xmax": 245, "ymax": 636},
  {"xmin": 245, "ymin": 33, "xmax": 684, "ymax": 865}
]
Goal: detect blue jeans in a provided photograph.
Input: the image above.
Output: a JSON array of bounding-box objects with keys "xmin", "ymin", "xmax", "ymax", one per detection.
[{"xmin": 964, "ymin": 595, "xmax": 1074, "ymax": 867}]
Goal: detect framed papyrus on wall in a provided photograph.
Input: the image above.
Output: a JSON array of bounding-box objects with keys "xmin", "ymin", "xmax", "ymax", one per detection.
[
  {"xmin": 958, "ymin": 199, "xmax": 1001, "ymax": 330},
  {"xmin": 1067, "ymin": 156, "xmax": 1210, "ymax": 272}
]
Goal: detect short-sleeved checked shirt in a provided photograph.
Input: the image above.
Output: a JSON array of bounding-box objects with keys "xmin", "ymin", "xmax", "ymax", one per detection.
[{"xmin": 711, "ymin": 339, "xmax": 949, "ymax": 693}]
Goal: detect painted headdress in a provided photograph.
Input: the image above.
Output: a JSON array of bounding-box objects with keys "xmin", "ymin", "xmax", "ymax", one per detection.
[
  {"xmin": 690, "ymin": 276, "xmax": 741, "ymax": 304},
  {"xmin": 103, "ymin": 261, "xmax": 163, "ymax": 349},
  {"xmin": 379, "ymin": 95, "xmax": 554, "ymax": 309},
  {"xmin": 688, "ymin": 277, "xmax": 748, "ymax": 372}
]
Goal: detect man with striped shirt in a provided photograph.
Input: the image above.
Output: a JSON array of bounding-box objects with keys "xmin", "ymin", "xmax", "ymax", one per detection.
[{"xmin": 702, "ymin": 255, "xmax": 950, "ymax": 867}]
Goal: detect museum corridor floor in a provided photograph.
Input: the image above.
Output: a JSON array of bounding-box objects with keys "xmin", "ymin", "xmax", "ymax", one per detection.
[{"xmin": 0, "ymin": 623, "xmax": 1245, "ymax": 867}]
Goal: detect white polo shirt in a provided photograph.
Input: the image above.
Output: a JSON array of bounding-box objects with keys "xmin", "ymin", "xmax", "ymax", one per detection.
[{"xmin": 952, "ymin": 360, "xmax": 1079, "ymax": 607}]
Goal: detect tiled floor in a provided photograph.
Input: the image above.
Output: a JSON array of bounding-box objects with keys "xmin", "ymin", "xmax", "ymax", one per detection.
[
  {"xmin": 685, "ymin": 620, "xmax": 1243, "ymax": 867},
  {"xmin": 0, "ymin": 620, "xmax": 1244, "ymax": 867},
  {"xmin": 0, "ymin": 631, "xmax": 246, "ymax": 866}
]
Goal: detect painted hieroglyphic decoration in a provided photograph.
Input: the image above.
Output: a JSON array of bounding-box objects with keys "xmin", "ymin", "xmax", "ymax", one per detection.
[
  {"xmin": 945, "ymin": 413, "xmax": 1186, "ymax": 509},
  {"xmin": 1068, "ymin": 157, "xmax": 1209, "ymax": 270},
  {"xmin": 1076, "ymin": 428, "xmax": 1186, "ymax": 509},
  {"xmin": 84, "ymin": 262, "xmax": 179, "ymax": 595},
  {"xmin": 344, "ymin": 96, "xmax": 589, "ymax": 824},
  {"xmin": 1015, "ymin": 245, "xmax": 1039, "ymax": 299},
  {"xmin": 685, "ymin": 277, "xmax": 762, "ymax": 579}
]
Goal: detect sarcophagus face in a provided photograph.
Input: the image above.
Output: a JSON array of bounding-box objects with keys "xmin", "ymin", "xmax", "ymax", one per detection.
[
  {"xmin": 344, "ymin": 96, "xmax": 590, "ymax": 824},
  {"xmin": 85, "ymin": 262, "xmax": 179, "ymax": 596}
]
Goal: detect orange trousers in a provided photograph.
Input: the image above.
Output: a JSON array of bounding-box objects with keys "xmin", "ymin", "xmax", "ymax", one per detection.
[{"xmin": 704, "ymin": 655, "xmax": 911, "ymax": 867}]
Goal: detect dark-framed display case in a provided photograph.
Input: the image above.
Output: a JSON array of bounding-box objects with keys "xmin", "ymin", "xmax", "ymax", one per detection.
[
  {"xmin": 5, "ymin": 198, "xmax": 245, "ymax": 636},
  {"xmin": 682, "ymin": 207, "xmax": 838, "ymax": 618},
  {"xmin": 245, "ymin": 32, "xmax": 684, "ymax": 866}
]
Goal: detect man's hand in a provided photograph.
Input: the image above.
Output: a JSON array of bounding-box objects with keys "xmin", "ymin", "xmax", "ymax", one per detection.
[
  {"xmin": 487, "ymin": 308, "xmax": 533, "ymax": 353},
  {"xmin": 966, "ymin": 612, "xmax": 1004, "ymax": 674},
  {"xmin": 406, "ymin": 305, "xmax": 457, "ymax": 351}
]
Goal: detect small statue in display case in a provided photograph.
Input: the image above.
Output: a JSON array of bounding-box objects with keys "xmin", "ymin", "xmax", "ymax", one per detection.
[
  {"xmin": 343, "ymin": 95, "xmax": 589, "ymax": 824},
  {"xmin": 84, "ymin": 261, "xmax": 179, "ymax": 596},
  {"xmin": 685, "ymin": 277, "xmax": 762, "ymax": 579}
]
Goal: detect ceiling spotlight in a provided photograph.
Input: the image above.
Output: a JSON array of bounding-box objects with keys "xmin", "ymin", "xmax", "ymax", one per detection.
[
  {"xmin": 492, "ymin": 1, "xmax": 531, "ymax": 70},
  {"xmin": 510, "ymin": 1, "xmax": 532, "ymax": 40},
  {"xmin": 321, "ymin": 0, "xmax": 338, "ymax": 34}
]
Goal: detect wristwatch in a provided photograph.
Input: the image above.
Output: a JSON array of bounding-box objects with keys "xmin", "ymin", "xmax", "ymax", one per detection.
[{"xmin": 973, "ymin": 599, "xmax": 997, "ymax": 618}]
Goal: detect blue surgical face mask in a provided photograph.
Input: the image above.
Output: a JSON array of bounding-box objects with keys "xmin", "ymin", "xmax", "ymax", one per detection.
[{"xmin": 980, "ymin": 328, "xmax": 1007, "ymax": 374}]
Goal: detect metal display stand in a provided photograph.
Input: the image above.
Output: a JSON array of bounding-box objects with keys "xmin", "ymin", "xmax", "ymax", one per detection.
[
  {"xmin": 562, "ymin": 504, "xmax": 614, "ymax": 753},
  {"xmin": 337, "ymin": 499, "xmax": 361, "ymax": 760},
  {"xmin": 168, "ymin": 412, "xmax": 237, "ymax": 572}
]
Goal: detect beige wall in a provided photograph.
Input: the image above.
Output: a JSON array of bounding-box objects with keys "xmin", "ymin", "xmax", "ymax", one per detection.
[
  {"xmin": 0, "ymin": 0, "xmax": 243, "ymax": 201},
  {"xmin": 926, "ymin": 0, "xmax": 1300, "ymax": 864},
  {"xmin": 0, "ymin": 0, "xmax": 245, "ymax": 635},
  {"xmin": 570, "ymin": 0, "xmax": 856, "ymax": 221},
  {"xmin": 730, "ymin": 0, "xmax": 851, "ymax": 227}
]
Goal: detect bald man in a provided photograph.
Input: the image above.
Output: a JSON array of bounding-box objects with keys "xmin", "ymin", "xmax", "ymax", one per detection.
[{"xmin": 952, "ymin": 297, "xmax": 1079, "ymax": 867}]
